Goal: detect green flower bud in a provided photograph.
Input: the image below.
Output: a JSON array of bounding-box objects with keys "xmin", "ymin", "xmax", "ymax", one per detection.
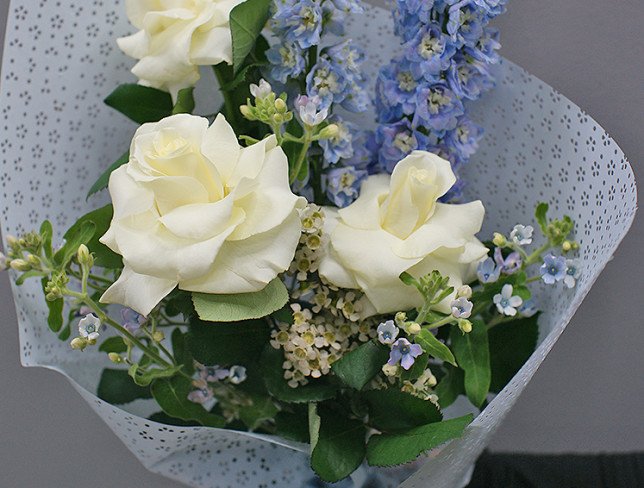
[
  {"xmin": 10, "ymin": 259, "xmax": 30, "ymax": 272},
  {"xmin": 274, "ymin": 98, "xmax": 287, "ymax": 113},
  {"xmin": 239, "ymin": 105, "xmax": 254, "ymax": 120},
  {"xmin": 492, "ymin": 232, "xmax": 507, "ymax": 247},
  {"xmin": 108, "ymin": 353, "xmax": 122, "ymax": 363},
  {"xmin": 457, "ymin": 285, "xmax": 472, "ymax": 299},
  {"xmin": 152, "ymin": 331, "xmax": 165, "ymax": 342},
  {"xmin": 458, "ymin": 319, "xmax": 472, "ymax": 334},
  {"xmin": 407, "ymin": 322, "xmax": 421, "ymax": 335},
  {"xmin": 70, "ymin": 337, "xmax": 87, "ymax": 351},
  {"xmin": 318, "ymin": 124, "xmax": 339, "ymax": 140},
  {"xmin": 77, "ymin": 244, "xmax": 93, "ymax": 267},
  {"xmin": 272, "ymin": 113, "xmax": 284, "ymax": 124},
  {"xmin": 27, "ymin": 254, "xmax": 41, "ymax": 267}
]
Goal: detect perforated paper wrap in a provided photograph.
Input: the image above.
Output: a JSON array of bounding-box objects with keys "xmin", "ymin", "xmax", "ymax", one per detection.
[{"xmin": 0, "ymin": 2, "xmax": 637, "ymax": 488}]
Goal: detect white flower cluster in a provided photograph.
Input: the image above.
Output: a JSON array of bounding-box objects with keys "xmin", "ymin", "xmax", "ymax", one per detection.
[{"xmin": 272, "ymin": 204, "xmax": 377, "ymax": 387}]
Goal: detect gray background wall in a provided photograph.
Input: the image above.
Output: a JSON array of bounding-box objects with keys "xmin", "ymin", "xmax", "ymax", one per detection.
[{"xmin": 0, "ymin": 0, "xmax": 642, "ymax": 486}]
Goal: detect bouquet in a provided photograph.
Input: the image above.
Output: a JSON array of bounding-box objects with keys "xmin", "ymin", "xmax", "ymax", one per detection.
[{"xmin": 0, "ymin": 0, "xmax": 636, "ymax": 487}]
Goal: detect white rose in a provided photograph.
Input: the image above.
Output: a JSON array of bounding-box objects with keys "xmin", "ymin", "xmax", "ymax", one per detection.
[
  {"xmin": 117, "ymin": 0, "xmax": 244, "ymax": 99},
  {"xmin": 100, "ymin": 113, "xmax": 304, "ymax": 315},
  {"xmin": 319, "ymin": 151, "xmax": 488, "ymax": 317}
]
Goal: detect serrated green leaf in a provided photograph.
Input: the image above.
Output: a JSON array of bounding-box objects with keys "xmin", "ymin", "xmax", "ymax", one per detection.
[
  {"xmin": 62, "ymin": 205, "xmax": 122, "ymax": 268},
  {"xmin": 261, "ymin": 347, "xmax": 337, "ymax": 403},
  {"xmin": 187, "ymin": 319, "xmax": 270, "ymax": 366},
  {"xmin": 151, "ymin": 375, "xmax": 226, "ymax": 428},
  {"xmin": 535, "ymin": 202, "xmax": 549, "ymax": 234},
  {"xmin": 99, "ymin": 336, "xmax": 127, "ymax": 354},
  {"xmin": 434, "ymin": 365, "xmax": 465, "ymax": 409},
  {"xmin": 97, "ymin": 368, "xmax": 152, "ymax": 404},
  {"xmin": 172, "ymin": 87, "xmax": 195, "ymax": 114},
  {"xmin": 363, "ymin": 389, "xmax": 442, "ymax": 433},
  {"xmin": 366, "ymin": 414, "xmax": 473, "ymax": 467},
  {"xmin": 104, "ymin": 84, "xmax": 173, "ymax": 124},
  {"xmin": 87, "ymin": 151, "xmax": 129, "ymax": 198},
  {"xmin": 311, "ymin": 407, "xmax": 366, "ymax": 482},
  {"xmin": 415, "ymin": 329, "xmax": 457, "ymax": 366},
  {"xmin": 229, "ymin": 0, "xmax": 272, "ymax": 73},
  {"xmin": 331, "ymin": 341, "xmax": 390, "ymax": 391},
  {"xmin": 192, "ymin": 278, "xmax": 288, "ymax": 323},
  {"xmin": 450, "ymin": 321, "xmax": 490, "ymax": 408},
  {"xmin": 489, "ymin": 315, "xmax": 539, "ymax": 392}
]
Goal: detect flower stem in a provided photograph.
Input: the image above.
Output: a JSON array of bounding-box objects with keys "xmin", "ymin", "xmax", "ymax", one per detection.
[
  {"xmin": 525, "ymin": 242, "xmax": 552, "ymax": 266},
  {"xmin": 290, "ymin": 132, "xmax": 313, "ymax": 184}
]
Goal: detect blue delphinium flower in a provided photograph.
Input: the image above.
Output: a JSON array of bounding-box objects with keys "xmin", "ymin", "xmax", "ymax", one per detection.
[
  {"xmin": 494, "ymin": 247, "xmax": 522, "ymax": 275},
  {"xmin": 447, "ymin": 2, "xmax": 486, "ymax": 47},
  {"xmin": 377, "ymin": 320, "xmax": 400, "ymax": 345},
  {"xmin": 540, "ymin": 254, "xmax": 567, "ymax": 284},
  {"xmin": 325, "ymin": 166, "xmax": 368, "ymax": 207},
  {"xmin": 266, "ymin": 42, "xmax": 307, "ymax": 83},
  {"xmin": 343, "ymin": 130, "xmax": 379, "ymax": 173},
  {"xmin": 375, "ymin": 0, "xmax": 504, "ymax": 193},
  {"xmin": 375, "ymin": 58, "xmax": 420, "ymax": 123},
  {"xmin": 388, "ymin": 338, "xmax": 423, "ymax": 370},
  {"xmin": 393, "ymin": 0, "xmax": 435, "ymax": 41},
  {"xmin": 375, "ymin": 120, "xmax": 421, "ymax": 172},
  {"xmin": 477, "ymin": 257, "xmax": 501, "ymax": 283},
  {"xmin": 413, "ymin": 83, "xmax": 464, "ymax": 131},
  {"xmin": 447, "ymin": 53, "xmax": 494, "ymax": 100},
  {"xmin": 273, "ymin": 0, "xmax": 323, "ymax": 49},
  {"xmin": 493, "ymin": 284, "xmax": 523, "ymax": 316},
  {"xmin": 323, "ymin": 40, "xmax": 369, "ymax": 112},
  {"xmin": 444, "ymin": 116, "xmax": 483, "ymax": 158},
  {"xmin": 319, "ymin": 116, "xmax": 355, "ymax": 164},
  {"xmin": 306, "ymin": 57, "xmax": 349, "ymax": 109},
  {"xmin": 406, "ymin": 23, "xmax": 456, "ymax": 80}
]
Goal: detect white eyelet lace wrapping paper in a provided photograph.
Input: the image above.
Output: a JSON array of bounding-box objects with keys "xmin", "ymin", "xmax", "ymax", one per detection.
[{"xmin": 0, "ymin": 2, "xmax": 637, "ymax": 488}]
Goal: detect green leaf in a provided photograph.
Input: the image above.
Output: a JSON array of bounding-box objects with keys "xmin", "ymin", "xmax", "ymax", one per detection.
[
  {"xmin": 275, "ymin": 410, "xmax": 310, "ymax": 443},
  {"xmin": 87, "ymin": 151, "xmax": 129, "ymax": 198},
  {"xmin": 434, "ymin": 365, "xmax": 465, "ymax": 409},
  {"xmin": 104, "ymin": 84, "xmax": 173, "ymax": 124},
  {"xmin": 310, "ymin": 407, "xmax": 367, "ymax": 482},
  {"xmin": 488, "ymin": 315, "xmax": 539, "ymax": 392},
  {"xmin": 229, "ymin": 0, "xmax": 272, "ymax": 73},
  {"xmin": 535, "ymin": 202, "xmax": 549, "ymax": 234},
  {"xmin": 331, "ymin": 341, "xmax": 390, "ymax": 390},
  {"xmin": 151, "ymin": 375, "xmax": 226, "ymax": 428},
  {"xmin": 192, "ymin": 278, "xmax": 289, "ymax": 322},
  {"xmin": 187, "ymin": 319, "xmax": 270, "ymax": 366},
  {"xmin": 363, "ymin": 389, "xmax": 442, "ymax": 433},
  {"xmin": 261, "ymin": 347, "xmax": 337, "ymax": 403},
  {"xmin": 15, "ymin": 270, "xmax": 44, "ymax": 286},
  {"xmin": 53, "ymin": 221, "xmax": 96, "ymax": 268},
  {"xmin": 97, "ymin": 368, "xmax": 152, "ymax": 404},
  {"xmin": 171, "ymin": 328, "xmax": 194, "ymax": 374},
  {"xmin": 165, "ymin": 290, "xmax": 195, "ymax": 319},
  {"xmin": 239, "ymin": 395, "xmax": 279, "ymax": 430},
  {"xmin": 40, "ymin": 220, "xmax": 53, "ymax": 260},
  {"xmin": 366, "ymin": 415, "xmax": 473, "ymax": 467},
  {"xmin": 415, "ymin": 329, "xmax": 457, "ymax": 366},
  {"xmin": 63, "ymin": 205, "xmax": 122, "ymax": 268},
  {"xmin": 99, "ymin": 336, "xmax": 127, "ymax": 354},
  {"xmin": 172, "ymin": 87, "xmax": 195, "ymax": 114},
  {"xmin": 399, "ymin": 271, "xmax": 416, "ymax": 286},
  {"xmin": 400, "ymin": 353, "xmax": 429, "ymax": 383},
  {"xmin": 309, "ymin": 403, "xmax": 321, "ymax": 451},
  {"xmin": 450, "ymin": 321, "xmax": 491, "ymax": 408}
]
